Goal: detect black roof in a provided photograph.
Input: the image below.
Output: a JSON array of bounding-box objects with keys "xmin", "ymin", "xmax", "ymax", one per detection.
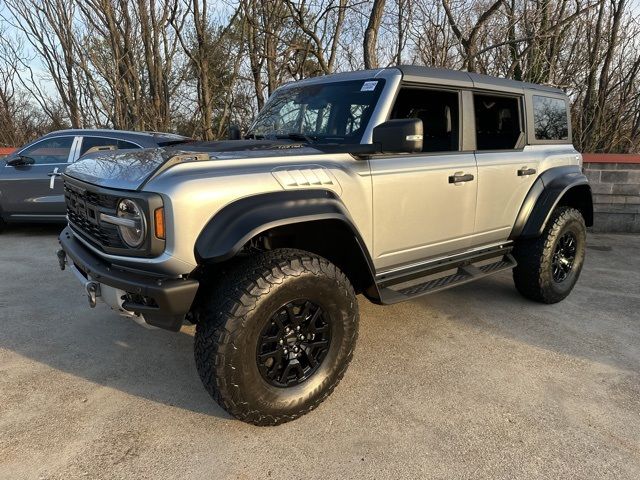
[{"xmin": 395, "ymin": 65, "xmax": 564, "ymax": 95}]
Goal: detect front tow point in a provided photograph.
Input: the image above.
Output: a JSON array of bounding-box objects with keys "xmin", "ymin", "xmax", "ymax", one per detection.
[
  {"xmin": 86, "ymin": 282, "xmax": 100, "ymax": 308},
  {"xmin": 57, "ymin": 249, "xmax": 67, "ymax": 270}
]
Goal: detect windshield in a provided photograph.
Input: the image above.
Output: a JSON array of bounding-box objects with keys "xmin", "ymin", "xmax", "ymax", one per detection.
[{"xmin": 247, "ymin": 79, "xmax": 385, "ymax": 144}]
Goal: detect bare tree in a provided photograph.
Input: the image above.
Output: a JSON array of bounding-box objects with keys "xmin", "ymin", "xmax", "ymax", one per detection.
[
  {"xmin": 283, "ymin": 0, "xmax": 349, "ymax": 75},
  {"xmin": 0, "ymin": 0, "xmax": 638, "ymax": 150},
  {"xmin": 441, "ymin": 0, "xmax": 503, "ymax": 72},
  {"xmin": 364, "ymin": 0, "xmax": 386, "ymax": 68},
  {"xmin": 6, "ymin": 0, "xmax": 84, "ymax": 127},
  {"xmin": 172, "ymin": 0, "xmax": 214, "ymax": 139}
]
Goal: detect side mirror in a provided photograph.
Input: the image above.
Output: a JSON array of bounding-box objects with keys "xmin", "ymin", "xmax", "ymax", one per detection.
[
  {"xmin": 6, "ymin": 155, "xmax": 35, "ymax": 167},
  {"xmin": 228, "ymin": 124, "xmax": 241, "ymax": 140},
  {"xmin": 372, "ymin": 118, "xmax": 423, "ymax": 153}
]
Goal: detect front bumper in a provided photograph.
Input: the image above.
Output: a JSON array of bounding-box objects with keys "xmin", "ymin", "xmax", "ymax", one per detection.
[{"xmin": 58, "ymin": 226, "xmax": 199, "ymax": 331}]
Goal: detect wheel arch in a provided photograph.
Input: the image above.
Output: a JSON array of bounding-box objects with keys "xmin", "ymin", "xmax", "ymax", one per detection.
[
  {"xmin": 194, "ymin": 190, "xmax": 380, "ymax": 300},
  {"xmin": 511, "ymin": 165, "xmax": 594, "ymax": 240}
]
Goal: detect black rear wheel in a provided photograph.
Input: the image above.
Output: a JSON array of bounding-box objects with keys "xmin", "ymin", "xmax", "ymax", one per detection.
[
  {"xmin": 512, "ymin": 206, "xmax": 586, "ymax": 304},
  {"xmin": 194, "ymin": 248, "xmax": 358, "ymax": 426},
  {"xmin": 551, "ymin": 231, "xmax": 578, "ymax": 283}
]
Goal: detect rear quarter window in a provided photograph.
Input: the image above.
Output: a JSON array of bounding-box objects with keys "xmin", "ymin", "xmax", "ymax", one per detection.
[
  {"xmin": 117, "ymin": 140, "xmax": 140, "ymax": 149},
  {"xmin": 532, "ymin": 96, "xmax": 568, "ymax": 140}
]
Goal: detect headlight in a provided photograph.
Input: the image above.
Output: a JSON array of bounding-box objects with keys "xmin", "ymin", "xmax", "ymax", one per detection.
[{"xmin": 117, "ymin": 199, "xmax": 146, "ymax": 248}]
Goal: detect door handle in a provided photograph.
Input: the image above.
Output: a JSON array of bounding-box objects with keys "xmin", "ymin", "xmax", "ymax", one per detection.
[
  {"xmin": 517, "ymin": 167, "xmax": 536, "ymax": 176},
  {"xmin": 49, "ymin": 167, "xmax": 60, "ymax": 189},
  {"xmin": 448, "ymin": 173, "xmax": 474, "ymax": 184}
]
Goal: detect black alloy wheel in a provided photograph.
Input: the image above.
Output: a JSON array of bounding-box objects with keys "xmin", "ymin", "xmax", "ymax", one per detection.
[
  {"xmin": 551, "ymin": 232, "xmax": 577, "ymax": 283},
  {"xmin": 512, "ymin": 206, "xmax": 587, "ymax": 304},
  {"xmin": 256, "ymin": 299, "xmax": 332, "ymax": 387}
]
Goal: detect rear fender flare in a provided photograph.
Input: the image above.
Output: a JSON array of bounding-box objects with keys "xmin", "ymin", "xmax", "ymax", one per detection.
[{"xmin": 510, "ymin": 165, "xmax": 593, "ymax": 239}]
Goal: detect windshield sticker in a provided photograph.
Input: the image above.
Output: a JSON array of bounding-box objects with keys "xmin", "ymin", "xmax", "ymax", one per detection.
[{"xmin": 361, "ymin": 81, "xmax": 378, "ymax": 92}]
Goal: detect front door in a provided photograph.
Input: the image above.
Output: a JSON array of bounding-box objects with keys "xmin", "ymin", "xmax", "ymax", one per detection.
[
  {"xmin": 370, "ymin": 87, "xmax": 477, "ymax": 270},
  {"xmin": 0, "ymin": 136, "xmax": 79, "ymax": 219},
  {"xmin": 371, "ymin": 153, "xmax": 478, "ymax": 270}
]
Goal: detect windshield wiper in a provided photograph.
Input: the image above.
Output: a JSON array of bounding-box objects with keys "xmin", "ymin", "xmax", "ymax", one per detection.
[
  {"xmin": 276, "ymin": 133, "xmax": 318, "ymax": 143},
  {"xmin": 244, "ymin": 133, "xmax": 265, "ymax": 140}
]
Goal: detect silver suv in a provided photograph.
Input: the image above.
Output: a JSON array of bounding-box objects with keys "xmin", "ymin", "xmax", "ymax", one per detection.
[{"xmin": 57, "ymin": 66, "xmax": 593, "ymax": 425}]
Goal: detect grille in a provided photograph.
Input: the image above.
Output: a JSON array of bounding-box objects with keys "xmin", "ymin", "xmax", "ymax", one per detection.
[{"xmin": 64, "ymin": 181, "xmax": 126, "ymax": 250}]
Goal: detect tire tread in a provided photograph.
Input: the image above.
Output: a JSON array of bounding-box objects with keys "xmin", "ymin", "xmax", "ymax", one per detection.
[
  {"xmin": 512, "ymin": 206, "xmax": 585, "ymax": 304},
  {"xmin": 194, "ymin": 248, "xmax": 358, "ymax": 426}
]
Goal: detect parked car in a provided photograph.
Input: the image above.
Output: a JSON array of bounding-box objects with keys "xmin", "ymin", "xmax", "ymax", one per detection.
[
  {"xmin": 57, "ymin": 66, "xmax": 593, "ymax": 425},
  {"xmin": 0, "ymin": 129, "xmax": 189, "ymax": 229}
]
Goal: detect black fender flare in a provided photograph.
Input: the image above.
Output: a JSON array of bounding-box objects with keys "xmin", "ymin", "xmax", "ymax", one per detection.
[
  {"xmin": 194, "ymin": 189, "xmax": 375, "ymax": 271},
  {"xmin": 510, "ymin": 165, "xmax": 593, "ymax": 239}
]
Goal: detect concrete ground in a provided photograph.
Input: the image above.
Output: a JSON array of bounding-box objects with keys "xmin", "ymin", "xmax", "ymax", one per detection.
[{"xmin": 0, "ymin": 226, "xmax": 639, "ymax": 480}]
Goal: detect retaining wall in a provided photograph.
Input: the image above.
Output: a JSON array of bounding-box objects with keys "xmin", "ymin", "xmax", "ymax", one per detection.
[{"xmin": 583, "ymin": 154, "xmax": 640, "ymax": 233}]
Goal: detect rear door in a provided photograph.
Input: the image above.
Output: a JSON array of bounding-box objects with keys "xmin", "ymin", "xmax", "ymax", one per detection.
[
  {"xmin": 0, "ymin": 135, "xmax": 79, "ymax": 219},
  {"xmin": 472, "ymin": 92, "xmax": 540, "ymax": 246}
]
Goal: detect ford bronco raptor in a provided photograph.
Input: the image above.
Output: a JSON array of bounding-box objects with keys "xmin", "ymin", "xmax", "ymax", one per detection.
[{"xmin": 57, "ymin": 66, "xmax": 592, "ymax": 425}]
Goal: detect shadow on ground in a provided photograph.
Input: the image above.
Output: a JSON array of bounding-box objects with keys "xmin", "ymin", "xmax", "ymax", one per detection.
[
  {"xmin": 0, "ymin": 227, "xmax": 638, "ymax": 416},
  {"xmin": 0, "ymin": 223, "xmax": 228, "ymax": 418},
  {"xmin": 410, "ymin": 233, "xmax": 640, "ymax": 374}
]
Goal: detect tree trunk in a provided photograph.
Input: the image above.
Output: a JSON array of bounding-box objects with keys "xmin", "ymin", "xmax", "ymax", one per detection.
[{"xmin": 364, "ymin": 0, "xmax": 386, "ymax": 69}]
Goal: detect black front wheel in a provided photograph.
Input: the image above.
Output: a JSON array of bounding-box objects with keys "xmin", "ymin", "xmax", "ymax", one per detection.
[
  {"xmin": 194, "ymin": 249, "xmax": 359, "ymax": 426},
  {"xmin": 512, "ymin": 206, "xmax": 587, "ymax": 304}
]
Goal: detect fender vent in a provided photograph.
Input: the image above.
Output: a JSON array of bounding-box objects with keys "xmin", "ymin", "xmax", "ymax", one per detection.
[{"xmin": 272, "ymin": 166, "xmax": 340, "ymax": 193}]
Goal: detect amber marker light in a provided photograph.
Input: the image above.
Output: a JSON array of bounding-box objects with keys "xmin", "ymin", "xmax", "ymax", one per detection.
[{"xmin": 154, "ymin": 207, "xmax": 165, "ymax": 239}]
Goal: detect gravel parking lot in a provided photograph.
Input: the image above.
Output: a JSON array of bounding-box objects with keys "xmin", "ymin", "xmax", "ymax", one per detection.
[{"xmin": 0, "ymin": 226, "xmax": 639, "ymax": 479}]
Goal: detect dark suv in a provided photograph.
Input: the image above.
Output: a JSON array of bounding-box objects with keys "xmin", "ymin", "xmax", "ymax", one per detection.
[{"xmin": 0, "ymin": 129, "xmax": 188, "ymax": 229}]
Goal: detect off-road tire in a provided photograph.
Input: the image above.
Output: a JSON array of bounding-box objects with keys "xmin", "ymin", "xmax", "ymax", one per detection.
[
  {"xmin": 194, "ymin": 248, "xmax": 359, "ymax": 426},
  {"xmin": 512, "ymin": 206, "xmax": 586, "ymax": 304}
]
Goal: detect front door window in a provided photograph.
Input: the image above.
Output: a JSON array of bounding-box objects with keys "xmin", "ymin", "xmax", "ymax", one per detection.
[{"xmin": 18, "ymin": 137, "xmax": 74, "ymax": 165}]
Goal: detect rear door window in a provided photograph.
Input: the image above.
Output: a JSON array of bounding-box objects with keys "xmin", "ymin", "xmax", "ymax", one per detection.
[
  {"xmin": 474, "ymin": 94, "xmax": 522, "ymax": 150},
  {"xmin": 532, "ymin": 96, "xmax": 569, "ymax": 140},
  {"xmin": 117, "ymin": 140, "xmax": 140, "ymax": 150},
  {"xmin": 79, "ymin": 137, "xmax": 141, "ymax": 157}
]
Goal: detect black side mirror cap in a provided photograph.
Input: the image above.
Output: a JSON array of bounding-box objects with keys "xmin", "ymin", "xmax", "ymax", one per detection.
[
  {"xmin": 372, "ymin": 118, "xmax": 423, "ymax": 153},
  {"xmin": 6, "ymin": 156, "xmax": 35, "ymax": 167}
]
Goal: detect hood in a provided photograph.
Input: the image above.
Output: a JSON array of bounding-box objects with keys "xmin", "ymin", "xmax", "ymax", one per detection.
[{"xmin": 64, "ymin": 139, "xmax": 324, "ymax": 191}]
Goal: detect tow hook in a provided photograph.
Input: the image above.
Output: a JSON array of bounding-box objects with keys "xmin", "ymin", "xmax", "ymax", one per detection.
[
  {"xmin": 57, "ymin": 249, "xmax": 67, "ymax": 270},
  {"xmin": 86, "ymin": 281, "xmax": 100, "ymax": 308}
]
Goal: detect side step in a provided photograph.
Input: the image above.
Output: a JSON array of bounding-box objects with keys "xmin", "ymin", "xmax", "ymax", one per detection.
[{"xmin": 378, "ymin": 253, "xmax": 517, "ymax": 304}]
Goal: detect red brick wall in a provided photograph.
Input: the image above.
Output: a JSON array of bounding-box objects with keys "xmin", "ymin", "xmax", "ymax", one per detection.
[
  {"xmin": 0, "ymin": 147, "xmax": 15, "ymax": 158},
  {"xmin": 583, "ymin": 154, "xmax": 640, "ymax": 164}
]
